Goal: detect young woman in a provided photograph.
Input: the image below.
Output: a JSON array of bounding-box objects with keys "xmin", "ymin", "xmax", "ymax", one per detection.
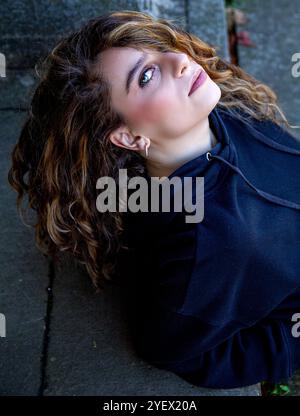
[{"xmin": 8, "ymin": 10, "xmax": 300, "ymax": 390}]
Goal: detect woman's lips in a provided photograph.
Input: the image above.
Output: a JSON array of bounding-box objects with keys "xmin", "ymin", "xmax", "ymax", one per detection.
[{"xmin": 188, "ymin": 70, "xmax": 208, "ymax": 96}]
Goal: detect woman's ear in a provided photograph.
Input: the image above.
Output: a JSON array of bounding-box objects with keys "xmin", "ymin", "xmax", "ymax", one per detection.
[{"xmin": 109, "ymin": 126, "xmax": 150, "ymax": 153}]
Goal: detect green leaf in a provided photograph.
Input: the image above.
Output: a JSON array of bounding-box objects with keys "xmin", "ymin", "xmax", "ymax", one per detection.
[{"xmin": 270, "ymin": 383, "xmax": 290, "ymax": 396}]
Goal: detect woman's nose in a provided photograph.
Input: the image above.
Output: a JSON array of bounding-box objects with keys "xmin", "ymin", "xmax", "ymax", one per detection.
[{"xmin": 175, "ymin": 53, "xmax": 190, "ymax": 77}]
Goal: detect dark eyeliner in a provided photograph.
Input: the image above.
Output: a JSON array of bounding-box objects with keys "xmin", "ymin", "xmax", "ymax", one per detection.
[{"xmin": 138, "ymin": 65, "xmax": 156, "ymax": 88}]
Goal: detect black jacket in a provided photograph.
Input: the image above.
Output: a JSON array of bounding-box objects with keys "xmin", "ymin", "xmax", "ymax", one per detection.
[{"xmin": 117, "ymin": 106, "xmax": 300, "ymax": 389}]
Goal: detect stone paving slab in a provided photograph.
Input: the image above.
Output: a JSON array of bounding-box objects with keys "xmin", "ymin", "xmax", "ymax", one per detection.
[
  {"xmin": 0, "ymin": 0, "xmax": 229, "ymax": 68},
  {"xmin": 0, "ymin": 90, "xmax": 261, "ymax": 397},
  {"xmin": 235, "ymin": 0, "xmax": 300, "ymax": 139},
  {"xmin": 0, "ymin": 110, "xmax": 50, "ymax": 395},
  {"xmin": 0, "ymin": 0, "xmax": 136, "ymax": 67},
  {"xmin": 0, "ymin": 0, "xmax": 260, "ymax": 396},
  {"xmin": 188, "ymin": 0, "xmax": 229, "ymax": 61},
  {"xmin": 43, "ymin": 252, "xmax": 261, "ymax": 396}
]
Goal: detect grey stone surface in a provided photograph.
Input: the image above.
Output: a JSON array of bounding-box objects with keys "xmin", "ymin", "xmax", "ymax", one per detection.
[
  {"xmin": 0, "ymin": 0, "xmax": 260, "ymax": 396},
  {"xmin": 0, "ymin": 0, "xmax": 229, "ymax": 109},
  {"xmin": 188, "ymin": 0, "xmax": 229, "ymax": 61},
  {"xmin": 0, "ymin": 0, "xmax": 229, "ymax": 69},
  {"xmin": 287, "ymin": 372, "xmax": 300, "ymax": 396},
  {"xmin": 43, "ymin": 253, "xmax": 260, "ymax": 396},
  {"xmin": 136, "ymin": 0, "xmax": 229, "ymax": 60},
  {"xmin": 0, "ymin": 69, "xmax": 37, "ymax": 110},
  {"xmin": 236, "ymin": 0, "xmax": 300, "ymax": 139},
  {"xmin": 0, "ymin": 102, "xmax": 260, "ymax": 398},
  {"xmin": 0, "ymin": 0, "xmax": 137, "ymax": 67},
  {"xmin": 0, "ymin": 110, "xmax": 50, "ymax": 395}
]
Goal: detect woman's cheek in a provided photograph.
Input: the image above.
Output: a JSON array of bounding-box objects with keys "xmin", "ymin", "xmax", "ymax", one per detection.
[{"xmin": 135, "ymin": 96, "xmax": 170, "ymax": 124}]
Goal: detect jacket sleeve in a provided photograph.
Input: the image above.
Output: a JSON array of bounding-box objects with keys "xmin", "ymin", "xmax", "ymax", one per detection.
[
  {"xmin": 124, "ymin": 259, "xmax": 297, "ymax": 390},
  {"xmin": 252, "ymin": 118, "xmax": 300, "ymax": 150},
  {"xmin": 223, "ymin": 107, "xmax": 300, "ymax": 151},
  {"xmin": 133, "ymin": 303, "xmax": 294, "ymax": 389},
  {"xmin": 118, "ymin": 216, "xmax": 297, "ymax": 389}
]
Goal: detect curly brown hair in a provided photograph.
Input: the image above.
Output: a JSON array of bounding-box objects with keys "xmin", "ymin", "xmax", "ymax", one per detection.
[{"xmin": 7, "ymin": 10, "xmax": 298, "ymax": 294}]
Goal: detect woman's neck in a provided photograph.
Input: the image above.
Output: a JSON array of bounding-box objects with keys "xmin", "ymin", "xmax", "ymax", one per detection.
[{"xmin": 145, "ymin": 123, "xmax": 218, "ymax": 179}]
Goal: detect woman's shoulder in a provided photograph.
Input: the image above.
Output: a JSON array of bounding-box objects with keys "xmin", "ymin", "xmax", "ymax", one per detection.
[{"xmin": 218, "ymin": 106, "xmax": 300, "ymax": 150}]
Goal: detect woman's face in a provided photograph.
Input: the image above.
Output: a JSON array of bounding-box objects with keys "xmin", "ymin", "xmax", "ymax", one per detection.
[{"xmin": 99, "ymin": 46, "xmax": 221, "ymax": 145}]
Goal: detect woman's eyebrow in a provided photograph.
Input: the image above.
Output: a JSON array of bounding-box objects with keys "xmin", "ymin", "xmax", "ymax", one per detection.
[{"xmin": 125, "ymin": 52, "xmax": 148, "ymax": 94}]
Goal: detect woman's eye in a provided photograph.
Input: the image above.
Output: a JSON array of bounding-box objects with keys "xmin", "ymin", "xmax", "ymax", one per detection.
[{"xmin": 138, "ymin": 65, "xmax": 157, "ymax": 89}]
